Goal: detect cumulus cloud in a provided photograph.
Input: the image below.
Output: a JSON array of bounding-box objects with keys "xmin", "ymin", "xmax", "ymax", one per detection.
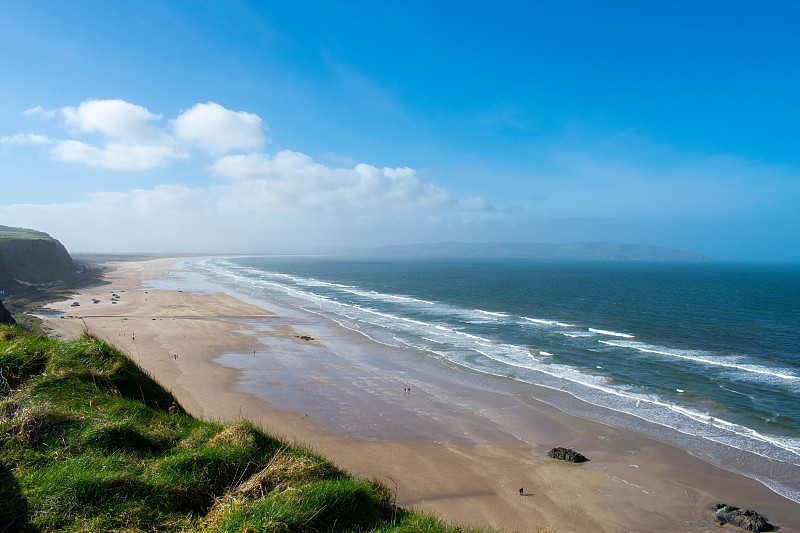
[
  {"xmin": 10, "ymin": 98, "xmax": 483, "ymax": 215},
  {"xmin": 4, "ymin": 98, "xmax": 491, "ymax": 249},
  {"xmin": 61, "ymin": 99, "xmax": 166, "ymax": 142},
  {"xmin": 1, "ymin": 133, "xmax": 51, "ymax": 145},
  {"xmin": 52, "ymin": 99, "xmax": 184, "ymax": 170},
  {"xmin": 211, "ymin": 149, "xmax": 452, "ymax": 212},
  {"xmin": 172, "ymin": 102, "xmax": 266, "ymax": 154},
  {"xmin": 35, "ymin": 99, "xmax": 271, "ymax": 170},
  {"xmin": 0, "ymin": 180, "xmax": 476, "ymax": 253}
]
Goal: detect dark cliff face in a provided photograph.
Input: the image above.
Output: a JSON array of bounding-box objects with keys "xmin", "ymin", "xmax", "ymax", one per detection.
[
  {"xmin": 0, "ymin": 229, "xmax": 78, "ymax": 291},
  {"xmin": 0, "ymin": 252, "xmax": 16, "ymax": 291},
  {"xmin": 0, "ymin": 300, "xmax": 15, "ymax": 325}
]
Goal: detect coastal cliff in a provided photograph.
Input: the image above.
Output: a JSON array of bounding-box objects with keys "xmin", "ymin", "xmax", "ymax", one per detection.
[
  {"xmin": 0, "ymin": 300, "xmax": 15, "ymax": 325},
  {"xmin": 0, "ymin": 225, "xmax": 78, "ymax": 293}
]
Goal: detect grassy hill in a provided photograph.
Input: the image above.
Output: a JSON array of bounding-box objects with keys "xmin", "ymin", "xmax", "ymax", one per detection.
[
  {"xmin": 0, "ymin": 326, "xmax": 483, "ymax": 533},
  {"xmin": 0, "ymin": 226, "xmax": 54, "ymax": 245}
]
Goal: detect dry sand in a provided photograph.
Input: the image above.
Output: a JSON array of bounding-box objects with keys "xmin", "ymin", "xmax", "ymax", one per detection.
[{"xmin": 40, "ymin": 258, "xmax": 800, "ymax": 533}]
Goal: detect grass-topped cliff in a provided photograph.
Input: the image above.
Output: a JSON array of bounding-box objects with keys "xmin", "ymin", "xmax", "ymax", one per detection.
[
  {"xmin": 0, "ymin": 225, "xmax": 79, "ymax": 294},
  {"xmin": 0, "ymin": 226, "xmax": 55, "ymax": 244},
  {"xmin": 0, "ymin": 226, "xmax": 104, "ymax": 332},
  {"xmin": 0, "ymin": 326, "xmax": 482, "ymax": 532}
]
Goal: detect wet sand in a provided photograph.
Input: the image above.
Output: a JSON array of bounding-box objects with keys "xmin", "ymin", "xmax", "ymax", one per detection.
[{"xmin": 40, "ymin": 258, "xmax": 800, "ymax": 532}]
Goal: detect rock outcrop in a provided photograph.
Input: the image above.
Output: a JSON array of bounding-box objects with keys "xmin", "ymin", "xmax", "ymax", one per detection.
[
  {"xmin": 712, "ymin": 503, "xmax": 773, "ymax": 532},
  {"xmin": 0, "ymin": 300, "xmax": 15, "ymax": 326},
  {"xmin": 0, "ymin": 225, "xmax": 78, "ymax": 292},
  {"xmin": 547, "ymin": 447, "xmax": 588, "ymax": 463}
]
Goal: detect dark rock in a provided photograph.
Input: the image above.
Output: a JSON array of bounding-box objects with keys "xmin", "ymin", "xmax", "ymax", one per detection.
[
  {"xmin": 0, "ymin": 300, "xmax": 15, "ymax": 326},
  {"xmin": 712, "ymin": 503, "xmax": 773, "ymax": 532},
  {"xmin": 547, "ymin": 447, "xmax": 587, "ymax": 463}
]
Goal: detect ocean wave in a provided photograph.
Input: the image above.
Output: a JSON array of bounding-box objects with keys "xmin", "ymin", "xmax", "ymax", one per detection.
[
  {"xmin": 219, "ymin": 261, "xmax": 440, "ymax": 309},
  {"xmin": 477, "ymin": 309, "xmax": 511, "ymax": 318},
  {"xmin": 195, "ymin": 257, "xmax": 800, "ymax": 495},
  {"xmin": 600, "ymin": 340, "xmax": 800, "ymax": 384},
  {"xmin": 560, "ymin": 331, "xmax": 594, "ymax": 338},
  {"xmin": 521, "ymin": 317, "xmax": 556, "ymax": 325},
  {"xmin": 589, "ymin": 328, "xmax": 635, "ymax": 338}
]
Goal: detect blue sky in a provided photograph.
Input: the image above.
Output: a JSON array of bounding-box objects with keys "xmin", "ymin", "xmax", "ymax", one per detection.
[{"xmin": 1, "ymin": 1, "xmax": 798, "ymax": 260}]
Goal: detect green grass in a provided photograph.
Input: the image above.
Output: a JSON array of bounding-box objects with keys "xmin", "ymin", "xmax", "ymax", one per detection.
[
  {"xmin": 0, "ymin": 325, "xmax": 489, "ymax": 532},
  {"xmin": 0, "ymin": 225, "xmax": 53, "ymax": 245}
]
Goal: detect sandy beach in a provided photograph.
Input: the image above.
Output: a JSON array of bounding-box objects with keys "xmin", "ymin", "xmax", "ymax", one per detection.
[{"xmin": 39, "ymin": 258, "xmax": 800, "ymax": 533}]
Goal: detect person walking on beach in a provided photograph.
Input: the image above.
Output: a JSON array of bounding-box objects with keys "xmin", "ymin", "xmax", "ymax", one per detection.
[{"xmin": 519, "ymin": 487, "xmax": 524, "ymax": 495}]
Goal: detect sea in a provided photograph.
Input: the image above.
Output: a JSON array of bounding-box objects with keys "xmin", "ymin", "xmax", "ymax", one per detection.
[{"xmin": 187, "ymin": 256, "xmax": 800, "ymax": 503}]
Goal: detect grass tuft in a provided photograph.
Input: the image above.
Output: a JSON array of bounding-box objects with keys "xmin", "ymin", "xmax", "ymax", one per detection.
[{"xmin": 233, "ymin": 447, "xmax": 343, "ymax": 500}]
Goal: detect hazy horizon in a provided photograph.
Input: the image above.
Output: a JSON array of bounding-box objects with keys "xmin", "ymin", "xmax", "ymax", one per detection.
[{"xmin": 2, "ymin": 2, "xmax": 799, "ymax": 261}]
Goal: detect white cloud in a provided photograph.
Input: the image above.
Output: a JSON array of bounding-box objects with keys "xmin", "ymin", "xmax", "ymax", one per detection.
[
  {"xmin": 88, "ymin": 184, "xmax": 213, "ymax": 213},
  {"xmin": 172, "ymin": 102, "xmax": 266, "ymax": 154},
  {"xmin": 52, "ymin": 140, "xmax": 186, "ymax": 170},
  {"xmin": 50, "ymin": 99, "xmax": 185, "ymax": 170},
  {"xmin": 61, "ymin": 99, "xmax": 166, "ymax": 143},
  {"xmin": 3, "ymin": 98, "xmax": 492, "ymax": 250},
  {"xmin": 22, "ymin": 105, "xmax": 56, "ymax": 119},
  {"xmin": 0, "ymin": 138, "xmax": 486, "ymax": 250},
  {"xmin": 211, "ymin": 149, "xmax": 453, "ymax": 212},
  {"xmin": 61, "ymin": 100, "xmax": 166, "ymax": 143},
  {"xmin": 1, "ymin": 133, "xmax": 51, "ymax": 145},
  {"xmin": 10, "ymin": 98, "xmax": 477, "ymax": 213},
  {"xmin": 19, "ymin": 99, "xmax": 269, "ymax": 170}
]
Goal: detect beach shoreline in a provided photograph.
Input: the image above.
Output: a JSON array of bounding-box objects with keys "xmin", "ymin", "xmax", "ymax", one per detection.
[{"xmin": 39, "ymin": 257, "xmax": 800, "ymax": 532}]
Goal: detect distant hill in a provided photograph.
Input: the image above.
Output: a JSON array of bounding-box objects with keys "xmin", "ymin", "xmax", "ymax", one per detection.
[
  {"xmin": 340, "ymin": 242, "xmax": 710, "ymax": 261},
  {"xmin": 0, "ymin": 225, "xmax": 78, "ymax": 293}
]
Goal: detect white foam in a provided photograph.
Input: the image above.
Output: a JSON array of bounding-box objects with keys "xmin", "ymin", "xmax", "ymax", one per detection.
[
  {"xmin": 589, "ymin": 328, "xmax": 635, "ymax": 338},
  {"xmin": 521, "ymin": 317, "xmax": 556, "ymax": 325},
  {"xmin": 247, "ymin": 267, "xmax": 441, "ymax": 310},
  {"xmin": 600, "ymin": 340, "xmax": 800, "ymax": 383},
  {"xmin": 478, "ymin": 310, "xmax": 510, "ymax": 318},
  {"xmin": 198, "ymin": 257, "xmax": 800, "ymax": 487},
  {"xmin": 561, "ymin": 331, "xmax": 594, "ymax": 338},
  {"xmin": 345, "ymin": 287, "xmax": 437, "ymax": 306}
]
